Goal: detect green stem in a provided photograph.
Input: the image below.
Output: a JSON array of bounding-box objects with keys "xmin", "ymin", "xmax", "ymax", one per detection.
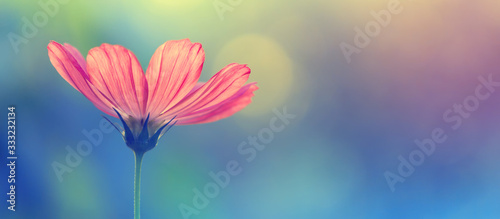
[{"xmin": 134, "ymin": 151, "xmax": 144, "ymax": 219}]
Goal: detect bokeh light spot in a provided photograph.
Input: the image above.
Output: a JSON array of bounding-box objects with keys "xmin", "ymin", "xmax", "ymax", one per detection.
[{"xmin": 214, "ymin": 34, "xmax": 294, "ymax": 116}]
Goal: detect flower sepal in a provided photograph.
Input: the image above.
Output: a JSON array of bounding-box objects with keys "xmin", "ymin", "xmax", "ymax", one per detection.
[{"xmin": 104, "ymin": 109, "xmax": 176, "ymax": 154}]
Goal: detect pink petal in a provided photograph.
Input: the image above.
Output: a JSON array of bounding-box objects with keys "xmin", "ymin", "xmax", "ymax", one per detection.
[
  {"xmin": 63, "ymin": 43, "xmax": 87, "ymax": 73},
  {"xmin": 86, "ymin": 44, "xmax": 148, "ymax": 119},
  {"xmin": 189, "ymin": 82, "xmax": 204, "ymax": 95},
  {"xmin": 47, "ymin": 41, "xmax": 117, "ymax": 116},
  {"xmin": 158, "ymin": 63, "xmax": 251, "ymax": 120},
  {"xmin": 176, "ymin": 83, "xmax": 258, "ymax": 125},
  {"xmin": 145, "ymin": 39, "xmax": 205, "ymax": 119}
]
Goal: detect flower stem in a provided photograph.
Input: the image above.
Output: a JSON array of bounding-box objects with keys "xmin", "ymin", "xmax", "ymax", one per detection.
[{"xmin": 134, "ymin": 151, "xmax": 144, "ymax": 219}]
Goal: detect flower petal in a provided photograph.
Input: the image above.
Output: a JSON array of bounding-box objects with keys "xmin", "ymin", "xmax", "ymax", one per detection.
[
  {"xmin": 63, "ymin": 43, "xmax": 87, "ymax": 73},
  {"xmin": 47, "ymin": 41, "xmax": 116, "ymax": 116},
  {"xmin": 176, "ymin": 83, "xmax": 258, "ymax": 125},
  {"xmin": 158, "ymin": 63, "xmax": 251, "ymax": 120},
  {"xmin": 145, "ymin": 39, "xmax": 205, "ymax": 118},
  {"xmin": 86, "ymin": 44, "xmax": 148, "ymax": 118}
]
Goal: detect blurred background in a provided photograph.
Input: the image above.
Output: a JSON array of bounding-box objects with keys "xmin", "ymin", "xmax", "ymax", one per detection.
[{"xmin": 1, "ymin": 0, "xmax": 500, "ymax": 218}]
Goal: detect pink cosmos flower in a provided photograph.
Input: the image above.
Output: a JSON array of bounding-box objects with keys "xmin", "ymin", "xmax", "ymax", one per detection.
[
  {"xmin": 48, "ymin": 39, "xmax": 258, "ymax": 151},
  {"xmin": 48, "ymin": 39, "xmax": 257, "ymax": 219}
]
